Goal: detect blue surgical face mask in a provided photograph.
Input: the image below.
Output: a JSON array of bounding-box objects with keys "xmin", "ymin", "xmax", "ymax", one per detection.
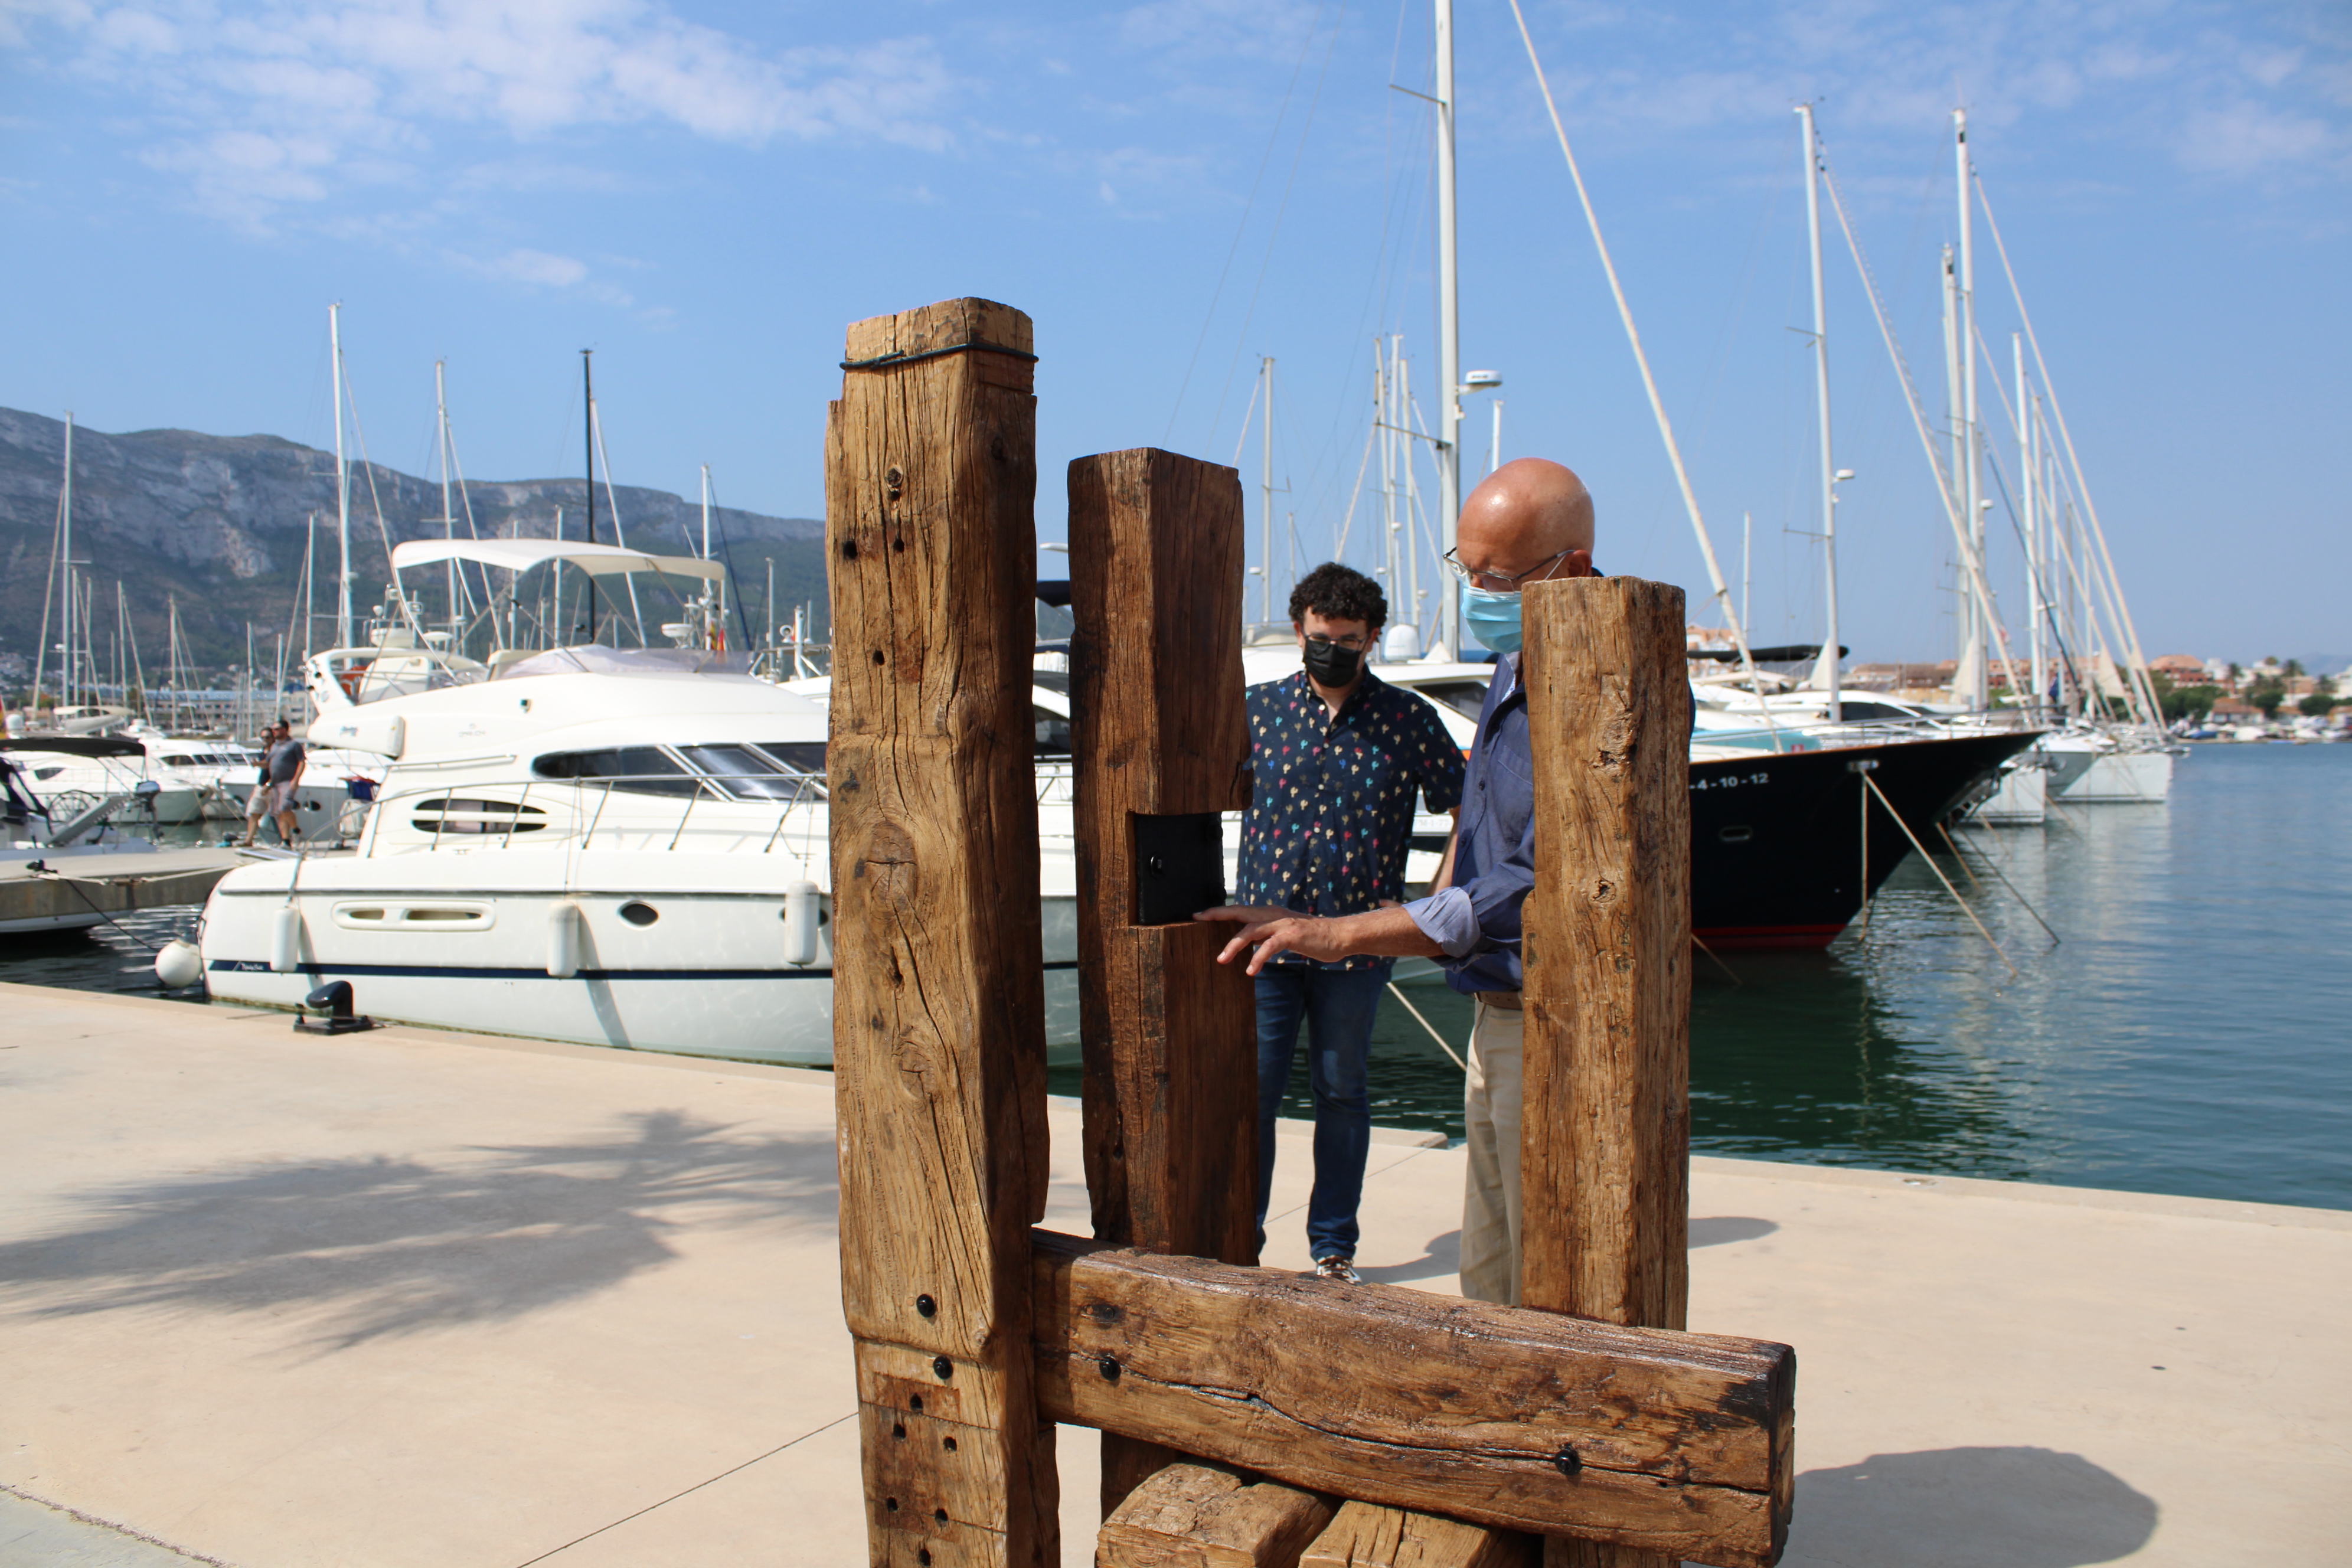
[{"xmin": 1461, "ymin": 583, "xmax": 1523, "ymax": 654}]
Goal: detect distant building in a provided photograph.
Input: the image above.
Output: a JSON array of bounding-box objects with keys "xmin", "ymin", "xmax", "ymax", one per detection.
[{"xmin": 2150, "ymin": 655, "xmax": 2207, "ymax": 679}]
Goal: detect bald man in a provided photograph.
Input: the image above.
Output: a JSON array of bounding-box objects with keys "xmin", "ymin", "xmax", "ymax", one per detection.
[{"xmin": 1199, "ymin": 458, "xmax": 1596, "ymax": 1304}]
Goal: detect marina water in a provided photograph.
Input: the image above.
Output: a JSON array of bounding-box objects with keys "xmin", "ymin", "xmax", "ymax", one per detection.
[{"xmin": 11, "ymin": 746, "xmax": 2344, "ymax": 1211}]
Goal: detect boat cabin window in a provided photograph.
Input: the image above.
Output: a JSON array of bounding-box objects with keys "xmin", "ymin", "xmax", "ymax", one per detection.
[
  {"xmin": 677, "ymin": 744, "xmax": 813, "ymax": 802},
  {"xmin": 531, "ymin": 746, "xmax": 703, "ymax": 796},
  {"xmin": 413, "ymin": 798, "xmax": 550, "ymax": 835},
  {"xmin": 749, "ymin": 743, "xmax": 828, "ymax": 779},
  {"xmin": 1835, "ymin": 701, "xmax": 1918, "ymax": 723}
]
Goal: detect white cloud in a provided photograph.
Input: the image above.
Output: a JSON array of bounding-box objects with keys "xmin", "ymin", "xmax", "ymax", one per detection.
[
  {"xmin": 2178, "ymin": 101, "xmax": 2338, "ymax": 175},
  {"xmin": 1495, "ymin": 0, "xmax": 2350, "ymax": 184},
  {"xmin": 9, "ymin": 0, "xmax": 963, "ymax": 227},
  {"xmin": 446, "ymin": 244, "xmax": 636, "ymax": 306}
]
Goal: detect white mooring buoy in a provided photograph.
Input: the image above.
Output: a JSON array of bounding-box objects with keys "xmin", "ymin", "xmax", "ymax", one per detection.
[{"xmin": 154, "ymin": 938, "xmax": 203, "ymax": 990}]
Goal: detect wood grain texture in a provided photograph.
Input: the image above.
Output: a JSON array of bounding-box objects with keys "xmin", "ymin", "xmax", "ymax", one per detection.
[
  {"xmin": 829, "ymin": 296, "xmax": 1056, "ymax": 1567},
  {"xmin": 1518, "ymin": 578, "xmax": 1744, "ymax": 1568},
  {"xmin": 1066, "ymin": 448, "xmax": 1257, "ymax": 1513},
  {"xmin": 1099, "ymin": 1464, "xmax": 1335, "ymax": 1568},
  {"xmin": 1517, "ymin": 577, "xmax": 1694, "ymax": 1335},
  {"xmin": 1030, "ymin": 1231, "xmax": 1791, "ymax": 1568},
  {"xmin": 1301, "ymin": 1502, "xmax": 1538, "ymax": 1568}
]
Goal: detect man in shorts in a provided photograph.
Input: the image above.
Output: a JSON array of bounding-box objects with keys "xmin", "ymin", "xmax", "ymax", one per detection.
[
  {"xmin": 265, "ymin": 723, "xmax": 306, "ymax": 846},
  {"xmin": 238, "ymin": 724, "xmax": 282, "ymax": 847}
]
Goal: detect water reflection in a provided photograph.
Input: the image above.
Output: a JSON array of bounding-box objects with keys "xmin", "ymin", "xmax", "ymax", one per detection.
[{"xmin": 1226, "ymin": 747, "xmax": 2352, "ymax": 1210}]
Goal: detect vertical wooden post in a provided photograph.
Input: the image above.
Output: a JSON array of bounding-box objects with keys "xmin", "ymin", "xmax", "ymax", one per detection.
[
  {"xmin": 829, "ymin": 298, "xmax": 1058, "ymax": 1567},
  {"xmin": 1517, "ymin": 577, "xmax": 1695, "ymax": 1568},
  {"xmin": 1067, "ymin": 449, "xmax": 1257, "ymax": 1513}
]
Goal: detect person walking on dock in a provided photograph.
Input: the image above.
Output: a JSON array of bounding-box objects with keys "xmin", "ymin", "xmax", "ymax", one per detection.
[
  {"xmin": 237, "ymin": 723, "xmax": 282, "ymax": 848},
  {"xmin": 264, "ymin": 723, "xmax": 306, "ymax": 847},
  {"xmin": 1232, "ymin": 563, "xmax": 1465, "ymax": 1283},
  {"xmin": 1201, "ymin": 459, "xmax": 1598, "ymax": 1304}
]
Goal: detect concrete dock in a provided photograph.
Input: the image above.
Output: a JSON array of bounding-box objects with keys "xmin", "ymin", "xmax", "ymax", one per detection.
[{"xmin": 2, "ymin": 982, "xmax": 2344, "ymax": 1567}]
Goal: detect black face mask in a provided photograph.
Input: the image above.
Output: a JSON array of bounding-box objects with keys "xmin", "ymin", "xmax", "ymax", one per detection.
[{"xmin": 1302, "ymin": 638, "xmax": 1364, "ymax": 688}]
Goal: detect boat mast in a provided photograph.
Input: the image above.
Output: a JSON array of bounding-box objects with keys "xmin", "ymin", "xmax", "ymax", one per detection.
[
  {"xmin": 1432, "ymin": 0, "xmax": 1462, "ymax": 658},
  {"xmin": 700, "ymin": 463, "xmax": 716, "ymax": 649},
  {"xmin": 1378, "ymin": 340, "xmax": 1398, "ymax": 601},
  {"xmin": 2019, "ymin": 334, "xmax": 2043, "ymax": 716},
  {"xmin": 302, "ymin": 512, "xmax": 316, "ymax": 665},
  {"xmin": 59, "ymin": 413, "xmax": 75, "ymax": 713},
  {"xmin": 331, "ymin": 304, "xmax": 354, "ymax": 649},
  {"xmin": 1742, "ymin": 511, "xmax": 1752, "ymax": 642},
  {"xmin": 1941, "ymin": 247, "xmax": 1966, "ymax": 694},
  {"xmin": 436, "ymin": 359, "xmax": 458, "ymax": 640},
  {"xmin": 1953, "ymin": 110, "xmax": 1987, "ymax": 710},
  {"xmin": 1798, "ymin": 103, "xmax": 1840, "ymax": 723},
  {"xmin": 580, "ymin": 350, "xmax": 599, "ymax": 644},
  {"xmin": 1260, "ymin": 356, "xmax": 1276, "ymax": 623}
]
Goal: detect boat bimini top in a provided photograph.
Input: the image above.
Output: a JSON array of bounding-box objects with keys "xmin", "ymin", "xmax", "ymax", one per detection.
[{"xmin": 389, "ymin": 538, "xmax": 726, "ymax": 582}]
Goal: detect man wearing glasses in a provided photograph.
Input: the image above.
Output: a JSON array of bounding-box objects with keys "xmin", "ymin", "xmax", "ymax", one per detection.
[
  {"xmin": 1231, "ymin": 562, "xmax": 1466, "ymax": 1284},
  {"xmin": 1201, "ymin": 459, "xmax": 1596, "ymax": 1303}
]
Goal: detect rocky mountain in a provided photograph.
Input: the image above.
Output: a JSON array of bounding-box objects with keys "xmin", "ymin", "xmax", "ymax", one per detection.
[{"xmin": 0, "ymin": 407, "xmax": 827, "ymax": 676}]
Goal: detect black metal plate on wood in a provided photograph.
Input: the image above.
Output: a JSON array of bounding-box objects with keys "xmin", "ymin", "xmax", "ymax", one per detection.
[{"xmin": 1131, "ymin": 812, "xmax": 1227, "ymax": 927}]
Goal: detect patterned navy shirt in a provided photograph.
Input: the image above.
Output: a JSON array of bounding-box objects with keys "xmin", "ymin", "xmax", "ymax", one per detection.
[{"xmin": 1237, "ymin": 668, "xmax": 1466, "ymax": 971}]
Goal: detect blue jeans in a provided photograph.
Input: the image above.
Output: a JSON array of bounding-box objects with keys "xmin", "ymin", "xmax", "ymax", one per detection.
[{"xmin": 1255, "ymin": 961, "xmax": 1391, "ymax": 1262}]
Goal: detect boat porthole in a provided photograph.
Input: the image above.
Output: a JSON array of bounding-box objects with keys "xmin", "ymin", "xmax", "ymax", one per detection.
[
  {"xmin": 1718, "ymin": 825, "xmax": 1753, "ymax": 844},
  {"xmin": 619, "ymin": 901, "xmax": 659, "ymax": 927}
]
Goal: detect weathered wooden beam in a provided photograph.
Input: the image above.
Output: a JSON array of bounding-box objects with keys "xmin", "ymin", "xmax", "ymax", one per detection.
[
  {"xmin": 1067, "ymin": 447, "xmax": 1257, "ymax": 1511},
  {"xmin": 829, "ymin": 297, "xmax": 1058, "ymax": 1567},
  {"xmin": 1518, "ymin": 578, "xmax": 1769, "ymax": 1568},
  {"xmin": 1302, "ymin": 1501, "xmax": 1537, "ymax": 1568},
  {"xmin": 1031, "ymin": 1231, "xmax": 1793, "ymax": 1568},
  {"xmin": 1100, "ymin": 1463, "xmax": 1335, "ymax": 1568}
]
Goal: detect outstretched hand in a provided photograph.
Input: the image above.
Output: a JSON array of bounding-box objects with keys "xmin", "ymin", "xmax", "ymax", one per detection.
[{"xmin": 1193, "ymin": 905, "xmax": 1341, "ymax": 976}]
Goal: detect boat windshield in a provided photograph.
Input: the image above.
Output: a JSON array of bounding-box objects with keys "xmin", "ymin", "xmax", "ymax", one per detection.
[
  {"xmin": 531, "ymin": 746, "xmax": 702, "ymax": 796},
  {"xmin": 751, "ymin": 742, "xmax": 828, "ymax": 779},
  {"xmin": 677, "ymin": 744, "xmax": 813, "ymax": 802}
]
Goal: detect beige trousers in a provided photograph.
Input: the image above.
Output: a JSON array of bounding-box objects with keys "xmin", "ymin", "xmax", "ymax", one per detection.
[{"xmin": 1459, "ymin": 999, "xmax": 1525, "ymax": 1305}]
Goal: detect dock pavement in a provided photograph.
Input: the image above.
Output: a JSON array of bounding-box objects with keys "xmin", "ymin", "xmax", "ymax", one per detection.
[{"xmin": 1, "ymin": 981, "xmax": 2344, "ymax": 1566}]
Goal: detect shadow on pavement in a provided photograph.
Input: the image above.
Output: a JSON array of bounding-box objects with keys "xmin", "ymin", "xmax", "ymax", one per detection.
[
  {"xmin": 0, "ymin": 1110, "xmax": 838, "ymax": 1353},
  {"xmin": 1355, "ymin": 1229, "xmax": 1461, "ymax": 1284},
  {"xmin": 1793, "ymin": 1446, "xmax": 2158, "ymax": 1566}
]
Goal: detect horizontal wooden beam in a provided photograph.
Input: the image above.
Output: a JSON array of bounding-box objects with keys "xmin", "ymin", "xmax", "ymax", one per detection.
[{"xmin": 1031, "ymin": 1232, "xmax": 1793, "ymax": 1568}]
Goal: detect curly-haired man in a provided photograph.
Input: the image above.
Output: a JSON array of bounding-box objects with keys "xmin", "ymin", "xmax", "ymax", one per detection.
[{"xmin": 1227, "ymin": 561, "xmax": 1465, "ymax": 1282}]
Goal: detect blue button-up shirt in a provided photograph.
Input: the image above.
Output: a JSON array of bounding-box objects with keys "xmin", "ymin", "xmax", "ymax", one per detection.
[
  {"xmin": 1404, "ymin": 655, "xmax": 1533, "ymax": 994},
  {"xmin": 1237, "ymin": 668, "xmax": 1466, "ymax": 972}
]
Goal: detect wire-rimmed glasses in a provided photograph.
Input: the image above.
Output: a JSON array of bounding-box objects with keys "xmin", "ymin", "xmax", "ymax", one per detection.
[{"xmin": 1439, "ymin": 545, "xmax": 1574, "ymax": 593}]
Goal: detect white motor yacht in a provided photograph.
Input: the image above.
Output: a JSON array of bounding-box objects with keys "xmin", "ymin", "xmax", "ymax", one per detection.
[{"xmin": 197, "ymin": 540, "xmax": 1082, "ymax": 1066}]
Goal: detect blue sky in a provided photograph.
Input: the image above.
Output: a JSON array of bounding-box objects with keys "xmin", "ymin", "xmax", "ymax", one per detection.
[{"xmin": 3, "ymin": 0, "xmax": 2345, "ymax": 664}]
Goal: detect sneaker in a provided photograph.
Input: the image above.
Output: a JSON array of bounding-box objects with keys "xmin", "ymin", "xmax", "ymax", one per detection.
[{"xmin": 1312, "ymin": 1255, "xmax": 1360, "ymax": 1285}]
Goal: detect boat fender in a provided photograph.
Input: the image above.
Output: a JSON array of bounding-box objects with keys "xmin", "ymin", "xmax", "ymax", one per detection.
[
  {"xmin": 782, "ymin": 881, "xmax": 821, "ymax": 967},
  {"xmin": 270, "ymin": 907, "xmax": 304, "ymax": 974},
  {"xmin": 548, "ymin": 901, "xmax": 582, "ymax": 979},
  {"xmin": 155, "ymin": 938, "xmax": 203, "ymax": 989}
]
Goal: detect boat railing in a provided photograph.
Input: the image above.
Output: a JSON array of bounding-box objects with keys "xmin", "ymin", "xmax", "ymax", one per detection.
[
  {"xmin": 366, "ymin": 756, "xmax": 1083, "ymax": 858},
  {"xmin": 363, "ymin": 769, "xmax": 831, "ymax": 860}
]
